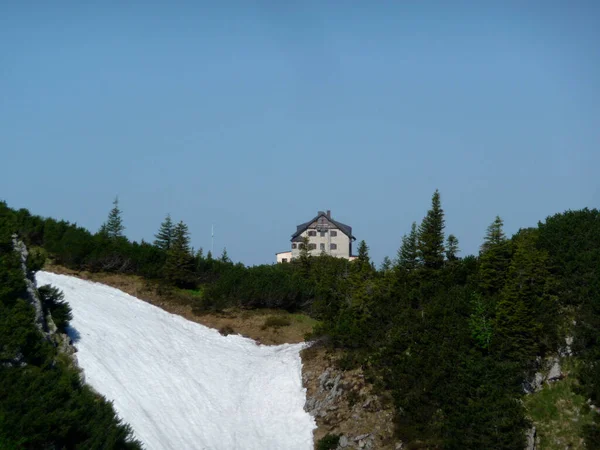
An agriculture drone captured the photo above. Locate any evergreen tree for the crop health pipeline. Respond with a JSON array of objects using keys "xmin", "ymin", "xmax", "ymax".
[
  {"xmin": 396, "ymin": 222, "xmax": 419, "ymax": 271},
  {"xmin": 380, "ymin": 256, "xmax": 392, "ymax": 273},
  {"xmin": 154, "ymin": 214, "xmax": 174, "ymax": 251},
  {"xmin": 220, "ymin": 248, "xmax": 230, "ymax": 263},
  {"xmin": 417, "ymin": 189, "xmax": 445, "ymax": 270},
  {"xmin": 164, "ymin": 221, "xmax": 195, "ymax": 287},
  {"xmin": 480, "ymin": 216, "xmax": 506, "ymax": 254},
  {"xmin": 357, "ymin": 240, "xmax": 370, "ymax": 265},
  {"xmin": 479, "ymin": 217, "xmax": 512, "ymax": 295},
  {"xmin": 445, "ymin": 234, "xmax": 459, "ymax": 261},
  {"xmin": 100, "ymin": 197, "xmax": 125, "ymax": 239},
  {"xmin": 493, "ymin": 230, "xmax": 557, "ymax": 363}
]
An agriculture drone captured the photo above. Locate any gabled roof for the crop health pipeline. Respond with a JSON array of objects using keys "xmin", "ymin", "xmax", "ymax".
[{"xmin": 291, "ymin": 212, "xmax": 355, "ymax": 241}]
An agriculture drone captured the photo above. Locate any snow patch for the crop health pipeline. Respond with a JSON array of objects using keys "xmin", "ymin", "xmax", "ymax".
[{"xmin": 36, "ymin": 271, "xmax": 316, "ymax": 450}]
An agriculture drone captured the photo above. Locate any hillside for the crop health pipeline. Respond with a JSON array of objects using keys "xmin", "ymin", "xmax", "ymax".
[{"xmin": 36, "ymin": 271, "xmax": 316, "ymax": 450}]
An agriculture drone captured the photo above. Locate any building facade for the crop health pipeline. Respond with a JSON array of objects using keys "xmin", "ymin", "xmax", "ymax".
[{"xmin": 276, "ymin": 210, "xmax": 356, "ymax": 262}]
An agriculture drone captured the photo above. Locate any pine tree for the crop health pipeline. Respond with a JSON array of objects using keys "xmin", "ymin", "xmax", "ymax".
[
  {"xmin": 357, "ymin": 240, "xmax": 370, "ymax": 264},
  {"xmin": 480, "ymin": 216, "xmax": 506, "ymax": 254},
  {"xmin": 100, "ymin": 197, "xmax": 125, "ymax": 239},
  {"xmin": 380, "ymin": 256, "xmax": 392, "ymax": 273},
  {"xmin": 396, "ymin": 222, "xmax": 419, "ymax": 271},
  {"xmin": 479, "ymin": 216, "xmax": 512, "ymax": 295},
  {"xmin": 446, "ymin": 234, "xmax": 459, "ymax": 261},
  {"xmin": 493, "ymin": 230, "xmax": 557, "ymax": 363},
  {"xmin": 154, "ymin": 214, "xmax": 174, "ymax": 251},
  {"xmin": 164, "ymin": 221, "xmax": 195, "ymax": 287},
  {"xmin": 417, "ymin": 189, "xmax": 445, "ymax": 270},
  {"xmin": 220, "ymin": 248, "xmax": 230, "ymax": 263}
]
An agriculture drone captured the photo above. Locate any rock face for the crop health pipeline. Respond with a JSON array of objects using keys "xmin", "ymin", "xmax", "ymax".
[
  {"xmin": 523, "ymin": 356, "xmax": 563, "ymax": 393},
  {"xmin": 11, "ymin": 236, "xmax": 78, "ymax": 365},
  {"xmin": 13, "ymin": 234, "xmax": 48, "ymax": 334},
  {"xmin": 302, "ymin": 346, "xmax": 398, "ymax": 449},
  {"xmin": 525, "ymin": 426, "xmax": 536, "ymax": 450}
]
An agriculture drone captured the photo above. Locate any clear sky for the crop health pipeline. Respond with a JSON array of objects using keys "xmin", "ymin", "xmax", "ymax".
[{"xmin": 1, "ymin": 1, "xmax": 599, "ymax": 266}]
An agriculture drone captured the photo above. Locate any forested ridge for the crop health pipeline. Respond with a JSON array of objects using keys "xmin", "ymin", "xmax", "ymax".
[{"xmin": 1, "ymin": 193, "xmax": 599, "ymax": 449}]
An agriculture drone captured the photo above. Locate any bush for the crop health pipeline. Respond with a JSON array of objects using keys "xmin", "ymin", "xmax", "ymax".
[
  {"xmin": 218, "ymin": 325, "xmax": 235, "ymax": 336},
  {"xmin": 316, "ymin": 434, "xmax": 340, "ymax": 450},
  {"xmin": 261, "ymin": 315, "xmax": 291, "ymax": 330}
]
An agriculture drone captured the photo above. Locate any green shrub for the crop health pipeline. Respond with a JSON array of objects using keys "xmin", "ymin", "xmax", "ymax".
[
  {"xmin": 261, "ymin": 315, "xmax": 291, "ymax": 330},
  {"xmin": 316, "ymin": 434, "xmax": 340, "ymax": 450}
]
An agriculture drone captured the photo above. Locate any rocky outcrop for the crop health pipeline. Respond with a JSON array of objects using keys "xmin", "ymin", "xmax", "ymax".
[
  {"xmin": 523, "ymin": 356, "xmax": 563, "ymax": 393},
  {"xmin": 525, "ymin": 426, "xmax": 536, "ymax": 450},
  {"xmin": 12, "ymin": 234, "xmax": 48, "ymax": 334},
  {"xmin": 11, "ymin": 236, "xmax": 78, "ymax": 365},
  {"xmin": 302, "ymin": 346, "xmax": 400, "ymax": 449}
]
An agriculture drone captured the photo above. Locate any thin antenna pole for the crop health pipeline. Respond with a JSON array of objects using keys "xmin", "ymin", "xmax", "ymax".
[{"xmin": 211, "ymin": 224, "xmax": 214, "ymax": 254}]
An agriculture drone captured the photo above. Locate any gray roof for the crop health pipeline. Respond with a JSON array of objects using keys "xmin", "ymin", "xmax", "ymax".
[{"xmin": 291, "ymin": 212, "xmax": 355, "ymax": 241}]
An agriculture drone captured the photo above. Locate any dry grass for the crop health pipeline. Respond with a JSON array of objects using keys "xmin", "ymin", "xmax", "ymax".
[{"xmin": 44, "ymin": 264, "xmax": 316, "ymax": 345}]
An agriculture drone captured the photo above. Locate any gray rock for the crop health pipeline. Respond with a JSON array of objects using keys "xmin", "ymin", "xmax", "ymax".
[
  {"xmin": 525, "ymin": 426, "xmax": 536, "ymax": 450},
  {"xmin": 547, "ymin": 358, "xmax": 562, "ymax": 382},
  {"xmin": 339, "ymin": 435, "xmax": 349, "ymax": 448}
]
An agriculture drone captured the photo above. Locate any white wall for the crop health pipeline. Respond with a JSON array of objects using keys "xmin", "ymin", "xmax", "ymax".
[{"xmin": 290, "ymin": 228, "xmax": 351, "ymax": 259}]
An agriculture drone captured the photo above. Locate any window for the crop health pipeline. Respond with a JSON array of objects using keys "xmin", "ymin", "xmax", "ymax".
[
  {"xmin": 330, "ymin": 230, "xmax": 337, "ymax": 237},
  {"xmin": 320, "ymin": 243, "xmax": 325, "ymax": 251},
  {"xmin": 291, "ymin": 243, "xmax": 297, "ymax": 249},
  {"xmin": 308, "ymin": 230, "xmax": 317, "ymax": 237},
  {"xmin": 299, "ymin": 243, "xmax": 305, "ymax": 249},
  {"xmin": 282, "ymin": 258, "xmax": 288, "ymax": 263},
  {"xmin": 320, "ymin": 231, "xmax": 326, "ymax": 237},
  {"xmin": 308, "ymin": 243, "xmax": 317, "ymax": 250},
  {"xmin": 330, "ymin": 243, "xmax": 337, "ymax": 250}
]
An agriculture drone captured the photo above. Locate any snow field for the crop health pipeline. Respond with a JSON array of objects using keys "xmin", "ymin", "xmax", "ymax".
[{"xmin": 36, "ymin": 272, "xmax": 316, "ymax": 450}]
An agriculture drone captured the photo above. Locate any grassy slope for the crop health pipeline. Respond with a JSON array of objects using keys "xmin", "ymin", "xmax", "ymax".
[{"xmin": 524, "ymin": 358, "xmax": 596, "ymax": 449}]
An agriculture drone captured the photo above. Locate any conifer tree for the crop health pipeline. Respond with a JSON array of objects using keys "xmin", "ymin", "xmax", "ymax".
[
  {"xmin": 220, "ymin": 248, "xmax": 230, "ymax": 263},
  {"xmin": 480, "ymin": 216, "xmax": 506, "ymax": 254},
  {"xmin": 357, "ymin": 240, "xmax": 370, "ymax": 265},
  {"xmin": 380, "ymin": 256, "xmax": 392, "ymax": 273},
  {"xmin": 396, "ymin": 222, "xmax": 419, "ymax": 271},
  {"xmin": 154, "ymin": 214, "xmax": 174, "ymax": 251},
  {"xmin": 100, "ymin": 197, "xmax": 125, "ymax": 239},
  {"xmin": 493, "ymin": 230, "xmax": 557, "ymax": 363},
  {"xmin": 445, "ymin": 234, "xmax": 459, "ymax": 261},
  {"xmin": 164, "ymin": 221, "xmax": 195, "ymax": 287},
  {"xmin": 479, "ymin": 216, "xmax": 512, "ymax": 295},
  {"xmin": 417, "ymin": 189, "xmax": 445, "ymax": 270}
]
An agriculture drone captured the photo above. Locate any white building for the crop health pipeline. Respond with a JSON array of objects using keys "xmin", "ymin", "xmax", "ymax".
[{"xmin": 276, "ymin": 210, "xmax": 356, "ymax": 263}]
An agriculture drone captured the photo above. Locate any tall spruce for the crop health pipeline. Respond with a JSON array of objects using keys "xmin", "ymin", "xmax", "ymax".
[
  {"xmin": 417, "ymin": 189, "xmax": 445, "ymax": 270},
  {"xmin": 445, "ymin": 234, "xmax": 459, "ymax": 261},
  {"xmin": 396, "ymin": 222, "xmax": 419, "ymax": 271},
  {"xmin": 357, "ymin": 240, "xmax": 370, "ymax": 264},
  {"xmin": 220, "ymin": 247, "xmax": 230, "ymax": 263},
  {"xmin": 100, "ymin": 197, "xmax": 125, "ymax": 239},
  {"xmin": 164, "ymin": 221, "xmax": 195, "ymax": 287},
  {"xmin": 479, "ymin": 216, "xmax": 512, "ymax": 295},
  {"xmin": 154, "ymin": 214, "xmax": 174, "ymax": 251},
  {"xmin": 493, "ymin": 230, "xmax": 557, "ymax": 363},
  {"xmin": 480, "ymin": 216, "xmax": 506, "ymax": 254}
]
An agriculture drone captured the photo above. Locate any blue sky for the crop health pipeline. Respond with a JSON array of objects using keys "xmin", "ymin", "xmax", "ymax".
[{"xmin": 1, "ymin": 1, "xmax": 599, "ymax": 266}]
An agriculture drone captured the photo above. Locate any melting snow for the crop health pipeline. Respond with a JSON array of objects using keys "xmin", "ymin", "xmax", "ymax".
[{"xmin": 36, "ymin": 271, "xmax": 316, "ymax": 450}]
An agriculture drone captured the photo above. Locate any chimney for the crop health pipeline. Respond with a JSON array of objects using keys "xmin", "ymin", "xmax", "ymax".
[
  {"xmin": 326, "ymin": 210, "xmax": 331, "ymax": 219},
  {"xmin": 318, "ymin": 210, "xmax": 325, "ymax": 216}
]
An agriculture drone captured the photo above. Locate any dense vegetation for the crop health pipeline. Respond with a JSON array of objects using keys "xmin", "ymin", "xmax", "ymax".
[
  {"xmin": 1, "ymin": 193, "xmax": 599, "ymax": 448},
  {"xmin": 0, "ymin": 207, "xmax": 142, "ymax": 448}
]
